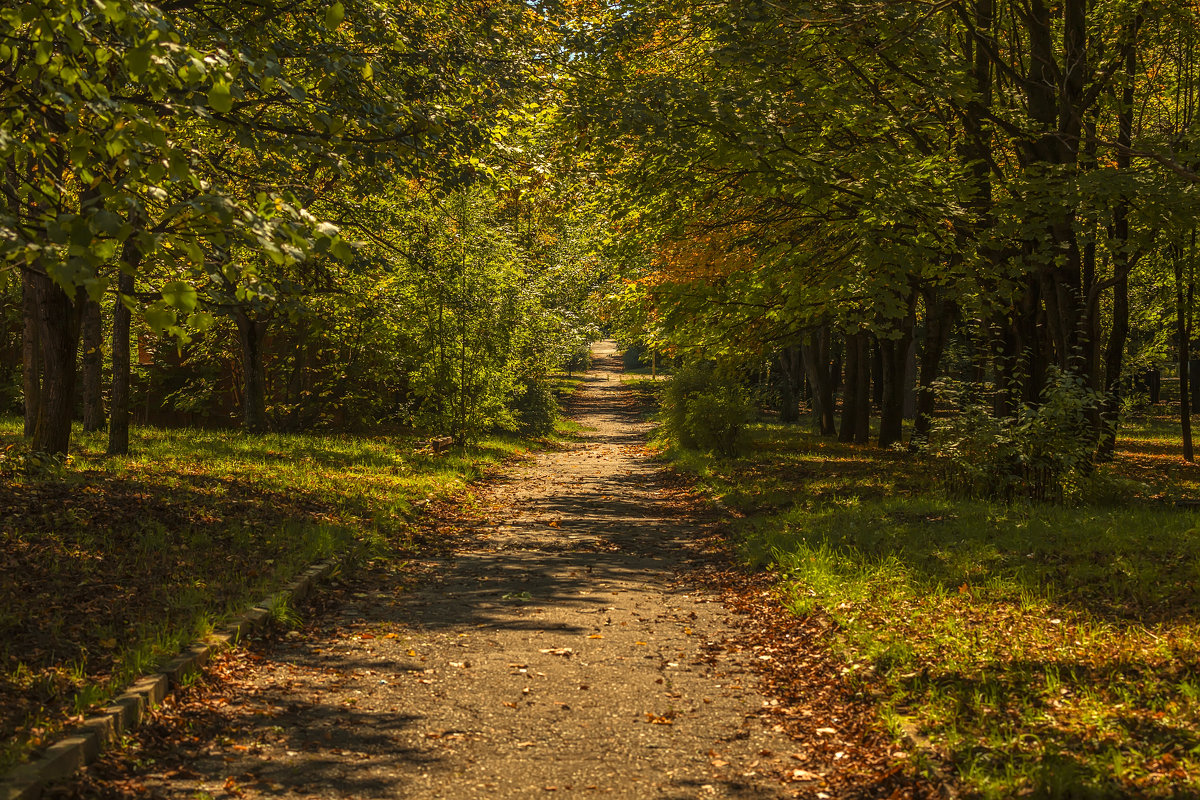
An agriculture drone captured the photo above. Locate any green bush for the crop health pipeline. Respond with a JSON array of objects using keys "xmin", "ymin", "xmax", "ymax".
[
  {"xmin": 928, "ymin": 368, "xmax": 1102, "ymax": 503},
  {"xmin": 566, "ymin": 343, "xmax": 592, "ymax": 374},
  {"xmin": 661, "ymin": 363, "xmax": 754, "ymax": 456},
  {"xmin": 511, "ymin": 377, "xmax": 559, "ymax": 436}
]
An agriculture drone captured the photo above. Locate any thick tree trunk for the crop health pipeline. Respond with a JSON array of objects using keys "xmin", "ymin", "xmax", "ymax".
[
  {"xmin": 235, "ymin": 308, "xmax": 269, "ymax": 434},
  {"xmin": 801, "ymin": 329, "xmax": 836, "ymax": 435},
  {"xmin": 21, "ymin": 270, "xmax": 41, "ymax": 438},
  {"xmin": 30, "ymin": 271, "xmax": 85, "ymax": 455},
  {"xmin": 80, "ymin": 296, "xmax": 104, "ymax": 432}
]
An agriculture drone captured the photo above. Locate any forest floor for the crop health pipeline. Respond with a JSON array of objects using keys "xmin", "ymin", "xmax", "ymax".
[{"xmin": 44, "ymin": 343, "xmax": 930, "ymax": 799}]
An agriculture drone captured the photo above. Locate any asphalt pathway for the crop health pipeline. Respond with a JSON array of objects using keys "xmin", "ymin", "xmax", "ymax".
[{"xmin": 60, "ymin": 342, "xmax": 810, "ymax": 799}]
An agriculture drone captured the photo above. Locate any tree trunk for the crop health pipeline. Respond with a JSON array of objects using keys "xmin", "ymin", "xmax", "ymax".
[
  {"xmin": 30, "ymin": 271, "xmax": 85, "ymax": 455},
  {"xmin": 870, "ymin": 339, "xmax": 884, "ymax": 408},
  {"xmin": 801, "ymin": 329, "xmax": 836, "ymax": 435},
  {"xmin": 913, "ymin": 291, "xmax": 956, "ymax": 443},
  {"xmin": 853, "ymin": 334, "xmax": 871, "ymax": 444},
  {"xmin": 80, "ymin": 296, "xmax": 104, "ymax": 432},
  {"xmin": 108, "ymin": 242, "xmax": 141, "ymax": 455},
  {"xmin": 21, "ymin": 270, "xmax": 41, "ymax": 438},
  {"xmin": 1177, "ymin": 242, "xmax": 1195, "ymax": 462},
  {"xmin": 879, "ymin": 300, "xmax": 917, "ymax": 449},
  {"xmin": 778, "ymin": 346, "xmax": 802, "ymax": 423},
  {"xmin": 839, "ymin": 331, "xmax": 862, "ymax": 443},
  {"xmin": 1096, "ymin": 30, "xmax": 1140, "ymax": 462},
  {"xmin": 235, "ymin": 308, "xmax": 269, "ymax": 434}
]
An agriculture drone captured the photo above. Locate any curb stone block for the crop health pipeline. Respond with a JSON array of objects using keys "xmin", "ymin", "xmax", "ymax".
[
  {"xmin": 109, "ymin": 694, "xmax": 144, "ymax": 730},
  {"xmin": 129, "ymin": 674, "xmax": 168, "ymax": 707},
  {"xmin": 79, "ymin": 716, "xmax": 116, "ymax": 755},
  {"xmin": 245, "ymin": 606, "xmax": 270, "ymax": 629},
  {"xmin": 1, "ymin": 763, "xmax": 42, "ymax": 800},
  {"xmin": 162, "ymin": 643, "xmax": 210, "ymax": 685},
  {"xmin": 35, "ymin": 737, "xmax": 89, "ymax": 783}
]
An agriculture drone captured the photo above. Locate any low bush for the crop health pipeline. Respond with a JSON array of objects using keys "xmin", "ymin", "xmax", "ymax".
[
  {"xmin": 661, "ymin": 363, "xmax": 754, "ymax": 456},
  {"xmin": 511, "ymin": 377, "xmax": 559, "ymax": 436},
  {"xmin": 928, "ymin": 368, "xmax": 1102, "ymax": 503}
]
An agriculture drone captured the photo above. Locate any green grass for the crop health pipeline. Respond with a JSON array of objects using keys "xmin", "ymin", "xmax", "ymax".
[
  {"xmin": 0, "ymin": 415, "xmax": 576, "ymax": 773},
  {"xmin": 663, "ymin": 419, "xmax": 1200, "ymax": 799}
]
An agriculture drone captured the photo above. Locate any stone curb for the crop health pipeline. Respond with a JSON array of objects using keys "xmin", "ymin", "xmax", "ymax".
[{"xmin": 0, "ymin": 559, "xmax": 338, "ymax": 800}]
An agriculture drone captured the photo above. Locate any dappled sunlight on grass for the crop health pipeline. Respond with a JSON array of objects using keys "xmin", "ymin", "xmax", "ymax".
[
  {"xmin": 666, "ymin": 419, "xmax": 1200, "ymax": 798},
  {"xmin": 0, "ymin": 414, "xmax": 566, "ymax": 773}
]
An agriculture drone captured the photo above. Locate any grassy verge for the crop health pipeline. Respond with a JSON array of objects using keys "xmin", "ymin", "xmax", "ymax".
[
  {"xmin": 0, "ymin": 417, "xmax": 575, "ymax": 773},
  {"xmin": 662, "ymin": 418, "xmax": 1200, "ymax": 798}
]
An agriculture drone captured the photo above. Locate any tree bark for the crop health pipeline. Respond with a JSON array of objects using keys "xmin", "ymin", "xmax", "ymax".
[
  {"xmin": 21, "ymin": 270, "xmax": 41, "ymax": 438},
  {"xmin": 1178, "ymin": 241, "xmax": 1196, "ymax": 463},
  {"xmin": 913, "ymin": 291, "xmax": 956, "ymax": 443},
  {"xmin": 839, "ymin": 331, "xmax": 863, "ymax": 443},
  {"xmin": 777, "ymin": 346, "xmax": 802, "ymax": 423},
  {"xmin": 801, "ymin": 328, "xmax": 836, "ymax": 435},
  {"xmin": 235, "ymin": 308, "xmax": 269, "ymax": 434},
  {"xmin": 80, "ymin": 296, "xmax": 104, "ymax": 432},
  {"xmin": 1097, "ymin": 29, "xmax": 1140, "ymax": 462},
  {"xmin": 30, "ymin": 271, "xmax": 85, "ymax": 455},
  {"xmin": 879, "ymin": 299, "xmax": 917, "ymax": 449},
  {"xmin": 108, "ymin": 251, "xmax": 138, "ymax": 455},
  {"xmin": 853, "ymin": 334, "xmax": 871, "ymax": 444}
]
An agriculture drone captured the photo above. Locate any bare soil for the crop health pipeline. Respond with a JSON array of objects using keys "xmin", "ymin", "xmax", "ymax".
[{"xmin": 47, "ymin": 343, "xmax": 930, "ymax": 799}]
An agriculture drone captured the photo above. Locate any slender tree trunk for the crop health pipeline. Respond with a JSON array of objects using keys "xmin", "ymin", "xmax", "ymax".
[
  {"xmin": 853, "ymin": 334, "xmax": 871, "ymax": 444},
  {"xmin": 870, "ymin": 338, "xmax": 884, "ymax": 408},
  {"xmin": 839, "ymin": 331, "xmax": 862, "ymax": 443},
  {"xmin": 801, "ymin": 329, "xmax": 836, "ymax": 435},
  {"xmin": 80, "ymin": 296, "xmax": 104, "ymax": 432},
  {"xmin": 21, "ymin": 270, "xmax": 41, "ymax": 438},
  {"xmin": 1177, "ymin": 242, "xmax": 1194, "ymax": 462},
  {"xmin": 1097, "ymin": 29, "xmax": 1140, "ymax": 462},
  {"xmin": 108, "ymin": 242, "xmax": 141, "ymax": 455},
  {"xmin": 778, "ymin": 346, "xmax": 802, "ymax": 423},
  {"xmin": 235, "ymin": 308, "xmax": 269, "ymax": 434},
  {"xmin": 30, "ymin": 271, "xmax": 85, "ymax": 455}
]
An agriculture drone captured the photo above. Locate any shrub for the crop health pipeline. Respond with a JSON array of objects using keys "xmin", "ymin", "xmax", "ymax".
[
  {"xmin": 566, "ymin": 343, "xmax": 592, "ymax": 374},
  {"xmin": 661, "ymin": 363, "xmax": 754, "ymax": 456},
  {"xmin": 928, "ymin": 368, "xmax": 1102, "ymax": 503},
  {"xmin": 510, "ymin": 377, "xmax": 559, "ymax": 436}
]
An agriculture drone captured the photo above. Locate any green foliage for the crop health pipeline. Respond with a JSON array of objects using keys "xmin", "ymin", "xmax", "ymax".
[
  {"xmin": 661, "ymin": 362, "xmax": 754, "ymax": 456},
  {"xmin": 0, "ymin": 444, "xmax": 67, "ymax": 481},
  {"xmin": 928, "ymin": 369, "xmax": 1103, "ymax": 503},
  {"xmin": 510, "ymin": 378, "xmax": 559, "ymax": 437}
]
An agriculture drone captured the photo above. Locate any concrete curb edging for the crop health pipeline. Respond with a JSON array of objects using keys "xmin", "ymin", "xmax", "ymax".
[{"xmin": 0, "ymin": 559, "xmax": 338, "ymax": 800}]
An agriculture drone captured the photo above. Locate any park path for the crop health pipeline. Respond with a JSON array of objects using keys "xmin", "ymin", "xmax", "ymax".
[{"xmin": 59, "ymin": 343, "xmax": 814, "ymax": 799}]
